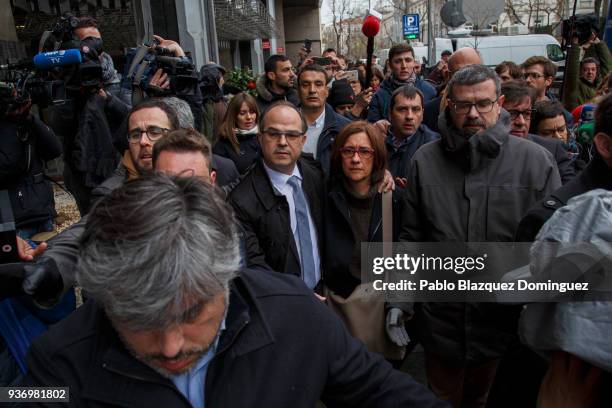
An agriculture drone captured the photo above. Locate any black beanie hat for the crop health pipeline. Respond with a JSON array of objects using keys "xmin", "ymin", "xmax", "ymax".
[{"xmin": 329, "ymin": 80, "xmax": 356, "ymax": 108}]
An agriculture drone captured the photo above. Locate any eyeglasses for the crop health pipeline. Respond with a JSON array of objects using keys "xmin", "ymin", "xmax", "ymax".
[
  {"xmin": 507, "ymin": 109, "xmax": 535, "ymax": 120},
  {"xmin": 127, "ymin": 126, "xmax": 170, "ymax": 144},
  {"xmin": 524, "ymin": 72, "xmax": 546, "ymax": 79},
  {"xmin": 450, "ymin": 99, "xmax": 498, "ymax": 115},
  {"xmin": 262, "ymin": 129, "xmax": 304, "ymax": 142},
  {"xmin": 340, "ymin": 146, "xmax": 375, "ymax": 159}
]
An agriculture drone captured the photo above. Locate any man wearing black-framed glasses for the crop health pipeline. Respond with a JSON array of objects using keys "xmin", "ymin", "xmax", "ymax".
[
  {"xmin": 399, "ymin": 64, "xmax": 561, "ymax": 407},
  {"xmin": 501, "ymin": 80, "xmax": 576, "ymax": 184}
]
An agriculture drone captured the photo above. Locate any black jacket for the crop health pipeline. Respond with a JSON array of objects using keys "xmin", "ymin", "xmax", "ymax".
[
  {"xmin": 515, "ymin": 153, "xmax": 612, "ymax": 242},
  {"xmin": 386, "ymin": 125, "xmax": 440, "ymax": 180},
  {"xmin": 230, "ymin": 158, "xmax": 325, "ymax": 278},
  {"xmin": 423, "ymin": 96, "xmax": 442, "ymax": 133},
  {"xmin": 47, "ymin": 90, "xmax": 129, "ymax": 184},
  {"xmin": 324, "ymin": 181, "xmax": 404, "ymax": 298},
  {"xmin": 213, "ymin": 133, "xmax": 260, "ymax": 175},
  {"xmin": 315, "ymin": 104, "xmax": 352, "ymax": 174},
  {"xmin": 1, "ymin": 116, "xmax": 62, "ymax": 228},
  {"xmin": 526, "ymin": 133, "xmax": 576, "ymax": 185},
  {"xmin": 211, "ymin": 154, "xmax": 240, "ymax": 188},
  {"xmin": 255, "ymin": 75, "xmax": 300, "ymax": 112},
  {"xmin": 21, "ymin": 269, "xmax": 447, "ymax": 408}
]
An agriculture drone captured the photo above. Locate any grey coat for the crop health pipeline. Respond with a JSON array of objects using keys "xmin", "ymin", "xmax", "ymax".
[
  {"xmin": 399, "ymin": 108, "xmax": 562, "ymax": 364},
  {"xmin": 519, "ymin": 190, "xmax": 612, "ymax": 372}
]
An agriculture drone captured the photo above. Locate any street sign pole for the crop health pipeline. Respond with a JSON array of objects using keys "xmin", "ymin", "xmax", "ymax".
[{"xmin": 427, "ymin": 0, "xmax": 433, "ymax": 65}]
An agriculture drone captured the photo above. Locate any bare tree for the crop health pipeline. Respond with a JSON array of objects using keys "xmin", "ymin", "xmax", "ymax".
[
  {"xmin": 331, "ymin": 0, "xmax": 352, "ymax": 53},
  {"xmin": 504, "ymin": 0, "xmax": 527, "ymax": 25},
  {"xmin": 462, "ymin": 0, "xmax": 500, "ymax": 48}
]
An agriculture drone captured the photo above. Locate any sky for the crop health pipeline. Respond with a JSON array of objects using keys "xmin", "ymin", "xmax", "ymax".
[{"xmin": 321, "ymin": 0, "xmax": 372, "ymax": 25}]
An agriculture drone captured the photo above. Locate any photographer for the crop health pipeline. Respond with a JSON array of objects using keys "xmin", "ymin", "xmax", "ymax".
[
  {"xmin": 46, "ymin": 15, "xmax": 130, "ymax": 216},
  {"xmin": 563, "ymin": 27, "xmax": 612, "ymax": 111},
  {"xmin": 0, "ymin": 87, "xmax": 70, "ymax": 387},
  {"xmin": 0, "ymin": 88, "xmax": 61, "ymax": 240}
]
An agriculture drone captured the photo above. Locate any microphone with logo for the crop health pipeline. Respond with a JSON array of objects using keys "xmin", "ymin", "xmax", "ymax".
[
  {"xmin": 0, "ymin": 49, "xmax": 82, "ymax": 71},
  {"xmin": 32, "ymin": 49, "xmax": 82, "ymax": 70}
]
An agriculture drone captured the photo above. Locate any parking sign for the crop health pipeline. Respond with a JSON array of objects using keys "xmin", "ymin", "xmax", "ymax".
[{"xmin": 403, "ymin": 14, "xmax": 420, "ymax": 40}]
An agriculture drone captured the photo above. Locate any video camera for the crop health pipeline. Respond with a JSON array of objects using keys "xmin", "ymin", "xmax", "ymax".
[
  {"xmin": 128, "ymin": 38, "xmax": 199, "ymax": 102},
  {"xmin": 36, "ymin": 13, "xmax": 104, "ymax": 93},
  {"xmin": 561, "ymin": 13, "xmax": 600, "ymax": 48},
  {"xmin": 0, "ymin": 52, "xmax": 75, "ymax": 110}
]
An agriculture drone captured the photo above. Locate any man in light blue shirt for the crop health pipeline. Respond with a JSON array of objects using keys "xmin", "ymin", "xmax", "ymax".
[
  {"xmin": 262, "ymin": 161, "xmax": 321, "ymax": 288},
  {"xmin": 170, "ymin": 320, "xmax": 225, "ymax": 408}
]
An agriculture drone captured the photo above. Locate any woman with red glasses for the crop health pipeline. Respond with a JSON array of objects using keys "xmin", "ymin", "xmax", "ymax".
[{"xmin": 323, "ymin": 120, "xmax": 409, "ymax": 364}]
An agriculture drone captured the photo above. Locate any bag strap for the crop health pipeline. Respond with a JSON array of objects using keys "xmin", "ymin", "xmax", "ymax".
[
  {"xmin": 382, "ymin": 191, "xmax": 393, "ymax": 242},
  {"xmin": 382, "ymin": 191, "xmax": 393, "ymax": 258}
]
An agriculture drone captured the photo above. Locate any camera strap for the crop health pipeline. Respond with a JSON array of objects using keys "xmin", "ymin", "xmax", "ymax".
[{"xmin": 0, "ymin": 189, "xmax": 18, "ymax": 263}]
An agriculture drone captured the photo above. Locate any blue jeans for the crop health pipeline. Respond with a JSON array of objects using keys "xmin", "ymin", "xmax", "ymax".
[{"xmin": 16, "ymin": 218, "xmax": 54, "ymax": 240}]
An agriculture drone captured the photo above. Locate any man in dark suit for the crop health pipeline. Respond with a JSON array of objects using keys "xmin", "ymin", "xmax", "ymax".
[
  {"xmin": 501, "ymin": 80, "xmax": 576, "ymax": 184},
  {"xmin": 230, "ymin": 102, "xmax": 325, "ymax": 290}
]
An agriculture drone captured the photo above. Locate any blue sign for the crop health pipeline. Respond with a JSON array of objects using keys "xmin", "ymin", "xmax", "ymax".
[{"xmin": 403, "ymin": 14, "xmax": 420, "ymax": 39}]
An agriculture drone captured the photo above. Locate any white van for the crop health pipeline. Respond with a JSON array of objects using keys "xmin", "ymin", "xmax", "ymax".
[
  {"xmin": 378, "ymin": 35, "xmax": 564, "ymax": 74},
  {"xmin": 437, "ymin": 35, "xmax": 564, "ymax": 68}
]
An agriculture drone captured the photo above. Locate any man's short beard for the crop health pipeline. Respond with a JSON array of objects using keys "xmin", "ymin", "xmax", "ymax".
[
  {"xmin": 116, "ymin": 329, "xmax": 212, "ymax": 378},
  {"xmin": 461, "ymin": 118, "xmax": 486, "ymax": 136},
  {"xmin": 277, "ymin": 81, "xmax": 291, "ymax": 91}
]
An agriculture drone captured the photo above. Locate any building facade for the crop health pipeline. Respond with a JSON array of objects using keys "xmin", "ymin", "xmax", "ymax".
[{"xmin": 1, "ymin": 0, "xmax": 322, "ymax": 74}]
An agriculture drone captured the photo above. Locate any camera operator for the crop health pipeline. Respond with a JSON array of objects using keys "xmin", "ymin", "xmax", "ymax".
[
  {"xmin": 131, "ymin": 34, "xmax": 204, "ymax": 134},
  {"xmin": 563, "ymin": 28, "xmax": 612, "ymax": 111},
  {"xmin": 46, "ymin": 15, "xmax": 130, "ymax": 216},
  {"xmin": 0, "ymin": 87, "xmax": 61, "ymax": 240}
]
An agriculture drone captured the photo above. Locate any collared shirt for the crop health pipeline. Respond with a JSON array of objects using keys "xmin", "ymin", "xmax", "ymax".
[
  {"xmin": 303, "ymin": 109, "xmax": 326, "ymax": 159},
  {"xmin": 391, "ymin": 134, "xmax": 411, "ymax": 150},
  {"xmin": 263, "ymin": 162, "xmax": 321, "ymax": 286},
  {"xmin": 170, "ymin": 319, "xmax": 226, "ymax": 408}
]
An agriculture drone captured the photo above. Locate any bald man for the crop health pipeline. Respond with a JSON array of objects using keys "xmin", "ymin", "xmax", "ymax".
[{"xmin": 423, "ymin": 48, "xmax": 482, "ymax": 132}]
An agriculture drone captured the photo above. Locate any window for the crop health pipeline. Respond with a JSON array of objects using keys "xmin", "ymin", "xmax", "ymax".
[{"xmin": 547, "ymin": 44, "xmax": 564, "ymax": 62}]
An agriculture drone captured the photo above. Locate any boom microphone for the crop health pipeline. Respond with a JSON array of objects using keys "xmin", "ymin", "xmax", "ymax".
[
  {"xmin": 33, "ymin": 49, "xmax": 82, "ymax": 70},
  {"xmin": 362, "ymin": 15, "xmax": 381, "ymax": 37},
  {"xmin": 362, "ymin": 10, "xmax": 382, "ymax": 88}
]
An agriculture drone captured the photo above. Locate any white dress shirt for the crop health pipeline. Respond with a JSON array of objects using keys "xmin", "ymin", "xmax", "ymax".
[
  {"xmin": 303, "ymin": 109, "xmax": 326, "ymax": 159},
  {"xmin": 263, "ymin": 162, "xmax": 321, "ymax": 286}
]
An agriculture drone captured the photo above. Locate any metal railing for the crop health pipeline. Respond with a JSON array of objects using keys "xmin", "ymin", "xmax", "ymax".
[{"xmin": 214, "ymin": 0, "xmax": 279, "ymax": 40}]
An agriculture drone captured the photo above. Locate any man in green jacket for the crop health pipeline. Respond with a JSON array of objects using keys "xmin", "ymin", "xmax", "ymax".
[{"xmin": 563, "ymin": 33, "xmax": 612, "ymax": 110}]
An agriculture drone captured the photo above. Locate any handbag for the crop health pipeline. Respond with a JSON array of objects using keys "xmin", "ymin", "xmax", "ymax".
[{"xmin": 325, "ymin": 191, "xmax": 406, "ymax": 360}]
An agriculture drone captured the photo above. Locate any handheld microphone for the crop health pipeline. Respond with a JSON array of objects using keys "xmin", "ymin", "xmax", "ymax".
[{"xmin": 33, "ymin": 49, "xmax": 82, "ymax": 70}]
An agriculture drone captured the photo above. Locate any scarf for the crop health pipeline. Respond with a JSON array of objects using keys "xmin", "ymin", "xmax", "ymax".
[
  {"xmin": 387, "ymin": 72, "xmax": 417, "ymax": 91},
  {"xmin": 100, "ymin": 52, "xmax": 120, "ymax": 85},
  {"xmin": 121, "ymin": 151, "xmax": 140, "ymax": 181},
  {"xmin": 564, "ymin": 128, "xmax": 580, "ymax": 162},
  {"xmin": 438, "ymin": 108, "xmax": 512, "ymax": 170},
  {"xmin": 235, "ymin": 125, "xmax": 259, "ymax": 136}
]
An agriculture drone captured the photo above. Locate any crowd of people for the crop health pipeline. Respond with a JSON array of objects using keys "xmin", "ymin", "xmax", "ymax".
[{"xmin": 1, "ymin": 13, "xmax": 612, "ymax": 408}]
